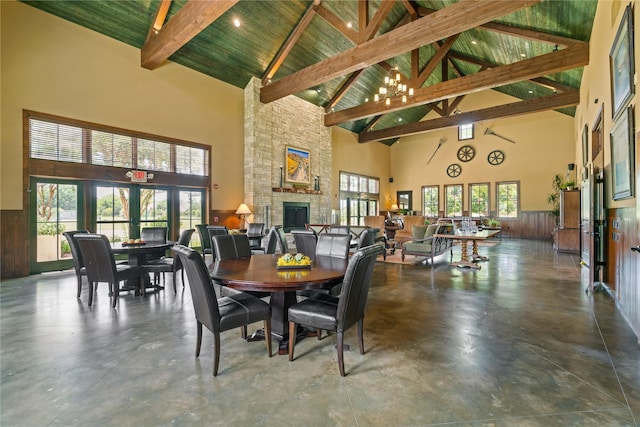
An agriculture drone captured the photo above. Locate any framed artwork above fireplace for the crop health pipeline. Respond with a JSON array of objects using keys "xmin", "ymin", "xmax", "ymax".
[{"xmin": 285, "ymin": 146, "xmax": 311, "ymax": 185}]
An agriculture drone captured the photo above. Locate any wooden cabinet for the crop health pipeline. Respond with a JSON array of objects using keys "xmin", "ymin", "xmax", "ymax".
[{"xmin": 554, "ymin": 190, "xmax": 580, "ymax": 253}]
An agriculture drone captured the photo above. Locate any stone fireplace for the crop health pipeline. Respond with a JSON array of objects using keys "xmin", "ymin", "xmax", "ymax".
[
  {"xmin": 243, "ymin": 77, "xmax": 332, "ymax": 229},
  {"xmin": 282, "ymin": 202, "xmax": 309, "ymax": 232}
]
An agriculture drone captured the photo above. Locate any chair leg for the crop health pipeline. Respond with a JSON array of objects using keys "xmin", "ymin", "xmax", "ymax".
[
  {"xmin": 317, "ymin": 329, "xmax": 322, "ymax": 340},
  {"xmin": 337, "ymin": 331, "xmax": 345, "ymax": 377},
  {"xmin": 288, "ymin": 321, "xmax": 297, "ymax": 361},
  {"xmin": 240, "ymin": 326, "xmax": 247, "ymax": 339},
  {"xmin": 88, "ymin": 281, "xmax": 94, "ymax": 306},
  {"xmin": 172, "ymin": 270, "xmax": 178, "ymax": 293},
  {"xmin": 264, "ymin": 320, "xmax": 272, "ymax": 357},
  {"xmin": 357, "ymin": 319, "xmax": 365, "ymax": 355},
  {"xmin": 77, "ymin": 276, "xmax": 83, "ymax": 298},
  {"xmin": 213, "ymin": 332, "xmax": 220, "ymax": 377},
  {"xmin": 195, "ymin": 322, "xmax": 202, "ymax": 357},
  {"xmin": 111, "ymin": 282, "xmax": 118, "ymax": 308}
]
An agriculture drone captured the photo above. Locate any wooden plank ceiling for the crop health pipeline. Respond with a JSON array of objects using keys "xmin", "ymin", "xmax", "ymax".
[{"xmin": 22, "ymin": 0, "xmax": 598, "ymax": 145}]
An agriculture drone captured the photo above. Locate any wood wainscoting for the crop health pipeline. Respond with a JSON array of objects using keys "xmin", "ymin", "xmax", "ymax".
[
  {"xmin": 502, "ymin": 210, "xmax": 556, "ymax": 240},
  {"xmin": 1, "ymin": 210, "xmax": 29, "ymax": 279}
]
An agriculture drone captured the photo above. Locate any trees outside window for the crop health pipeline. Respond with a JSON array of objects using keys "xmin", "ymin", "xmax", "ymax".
[
  {"xmin": 497, "ymin": 181, "xmax": 519, "ymax": 218},
  {"xmin": 469, "ymin": 183, "xmax": 490, "ymax": 218},
  {"xmin": 422, "ymin": 185, "xmax": 439, "ymax": 217},
  {"xmin": 445, "ymin": 184, "xmax": 463, "ymax": 217}
]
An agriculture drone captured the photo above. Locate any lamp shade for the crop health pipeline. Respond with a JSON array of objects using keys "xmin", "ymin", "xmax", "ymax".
[
  {"xmin": 235, "ymin": 203, "xmax": 251, "ymax": 215},
  {"xmin": 390, "ymin": 204, "xmax": 399, "ymax": 212}
]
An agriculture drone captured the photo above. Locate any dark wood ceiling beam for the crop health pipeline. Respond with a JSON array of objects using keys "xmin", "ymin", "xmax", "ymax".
[
  {"xmin": 145, "ymin": 0, "xmax": 172, "ymax": 43},
  {"xmin": 314, "ymin": 3, "xmax": 358, "ymax": 44},
  {"xmin": 325, "ymin": 42, "xmax": 588, "ymax": 126},
  {"xmin": 325, "ymin": 69, "xmax": 365, "ymax": 113},
  {"xmin": 260, "ymin": 0, "xmax": 542, "ymax": 103},
  {"xmin": 416, "ymin": 6, "xmax": 584, "ymax": 47},
  {"xmin": 358, "ymin": 0, "xmax": 368, "ymax": 44},
  {"xmin": 358, "ymin": 90, "xmax": 580, "ymax": 142},
  {"xmin": 262, "ymin": 2, "xmax": 321, "ymax": 84},
  {"xmin": 364, "ymin": 1, "xmax": 396, "ymax": 41},
  {"xmin": 141, "ymin": 0, "xmax": 238, "ymax": 70},
  {"xmin": 530, "ymin": 77, "xmax": 575, "ymax": 93},
  {"xmin": 362, "ymin": 115, "xmax": 383, "ymax": 133},
  {"xmin": 418, "ymin": 35, "xmax": 458, "ymax": 86}
]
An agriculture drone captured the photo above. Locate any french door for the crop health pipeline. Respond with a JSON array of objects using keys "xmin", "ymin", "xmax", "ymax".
[{"xmin": 29, "ymin": 178, "xmax": 83, "ymax": 274}]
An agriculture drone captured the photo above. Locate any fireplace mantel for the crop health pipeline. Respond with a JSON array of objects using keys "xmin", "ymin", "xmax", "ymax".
[{"xmin": 272, "ymin": 187, "xmax": 322, "ymax": 195}]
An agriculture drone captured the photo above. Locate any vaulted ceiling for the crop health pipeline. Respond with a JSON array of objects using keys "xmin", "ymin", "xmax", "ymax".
[{"xmin": 22, "ymin": 0, "xmax": 598, "ymax": 145}]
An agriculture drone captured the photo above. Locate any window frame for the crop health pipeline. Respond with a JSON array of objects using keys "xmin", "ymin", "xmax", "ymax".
[
  {"xmin": 444, "ymin": 184, "xmax": 464, "ymax": 217},
  {"xmin": 469, "ymin": 182, "xmax": 490, "ymax": 218},
  {"xmin": 339, "ymin": 171, "xmax": 380, "ymax": 226},
  {"xmin": 458, "ymin": 123, "xmax": 474, "ymax": 140},
  {"xmin": 496, "ymin": 181, "xmax": 520, "ymax": 219},
  {"xmin": 421, "ymin": 185, "xmax": 440, "ymax": 218}
]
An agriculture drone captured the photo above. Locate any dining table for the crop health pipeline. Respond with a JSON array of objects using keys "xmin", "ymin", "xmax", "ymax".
[
  {"xmin": 209, "ymin": 254, "xmax": 348, "ymax": 354},
  {"xmin": 111, "ymin": 240, "xmax": 176, "ymax": 290},
  {"xmin": 434, "ymin": 229, "xmax": 500, "ymax": 269}
]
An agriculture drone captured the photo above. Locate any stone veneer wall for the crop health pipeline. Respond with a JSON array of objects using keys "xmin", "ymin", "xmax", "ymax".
[{"xmin": 244, "ymin": 77, "xmax": 332, "ymax": 228}]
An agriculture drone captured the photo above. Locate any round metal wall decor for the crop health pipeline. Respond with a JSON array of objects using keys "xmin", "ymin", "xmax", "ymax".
[
  {"xmin": 487, "ymin": 150, "xmax": 505, "ymax": 165},
  {"xmin": 447, "ymin": 163, "xmax": 462, "ymax": 177},
  {"xmin": 457, "ymin": 145, "xmax": 475, "ymax": 162}
]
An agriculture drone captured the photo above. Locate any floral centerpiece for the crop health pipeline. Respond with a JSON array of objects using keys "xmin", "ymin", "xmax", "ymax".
[{"xmin": 277, "ymin": 253, "xmax": 312, "ymax": 269}]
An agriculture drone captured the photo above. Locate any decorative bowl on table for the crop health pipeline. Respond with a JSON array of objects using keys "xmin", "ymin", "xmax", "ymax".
[
  {"xmin": 122, "ymin": 239, "xmax": 146, "ymax": 246},
  {"xmin": 276, "ymin": 253, "xmax": 312, "ymax": 269}
]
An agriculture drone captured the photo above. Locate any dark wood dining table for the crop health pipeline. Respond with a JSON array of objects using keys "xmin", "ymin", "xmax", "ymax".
[
  {"xmin": 209, "ymin": 254, "xmax": 348, "ymax": 354},
  {"xmin": 111, "ymin": 240, "xmax": 176, "ymax": 290}
]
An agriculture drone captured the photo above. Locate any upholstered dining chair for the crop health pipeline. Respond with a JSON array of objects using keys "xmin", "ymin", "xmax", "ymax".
[
  {"xmin": 328, "ymin": 225, "xmax": 351, "ymax": 235},
  {"xmin": 291, "ymin": 229, "xmax": 318, "ymax": 261},
  {"xmin": 144, "ymin": 228, "xmax": 195, "ymax": 292},
  {"xmin": 207, "ymin": 225, "xmax": 229, "ymax": 261},
  {"xmin": 63, "ymin": 230, "xmax": 90, "ymax": 299},
  {"xmin": 315, "ymin": 233, "xmax": 351, "ymax": 260},
  {"xmin": 75, "ymin": 234, "xmax": 147, "ymax": 307},
  {"xmin": 356, "ymin": 228, "xmax": 377, "ymax": 250},
  {"xmin": 140, "ymin": 226, "xmax": 168, "ymax": 261},
  {"xmin": 288, "ymin": 243, "xmax": 384, "ymax": 376},
  {"xmin": 274, "ymin": 225, "xmax": 289, "ymax": 254},
  {"xmin": 246, "ymin": 222, "xmax": 265, "ymax": 250},
  {"xmin": 195, "ymin": 224, "xmax": 212, "ymax": 256},
  {"xmin": 173, "ymin": 245, "xmax": 272, "ymax": 376}
]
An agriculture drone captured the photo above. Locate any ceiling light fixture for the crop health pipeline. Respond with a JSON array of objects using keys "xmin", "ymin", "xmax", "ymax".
[
  {"xmin": 373, "ymin": 66, "xmax": 414, "ymax": 107},
  {"xmin": 233, "ymin": 18, "xmax": 241, "ymax": 27}
]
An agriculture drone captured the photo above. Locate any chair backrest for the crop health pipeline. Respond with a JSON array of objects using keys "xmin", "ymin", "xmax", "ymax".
[
  {"xmin": 337, "ymin": 243, "xmax": 384, "ymax": 333},
  {"xmin": 211, "ymin": 234, "xmax": 252, "ymax": 260},
  {"xmin": 356, "ymin": 228, "xmax": 377, "ymax": 250},
  {"xmin": 75, "ymin": 234, "xmax": 118, "ymax": 283},
  {"xmin": 316, "ymin": 233, "xmax": 351, "ymax": 259},
  {"xmin": 176, "ymin": 228, "xmax": 195, "ymax": 246},
  {"xmin": 63, "ymin": 230, "xmax": 89, "ymax": 273},
  {"xmin": 173, "ymin": 245, "xmax": 221, "ymax": 333},
  {"xmin": 291, "ymin": 229, "xmax": 318, "ymax": 260},
  {"xmin": 246, "ymin": 223, "xmax": 264, "ymax": 236},
  {"xmin": 141, "ymin": 227, "xmax": 168, "ymax": 242},
  {"xmin": 195, "ymin": 224, "xmax": 212, "ymax": 252},
  {"xmin": 328, "ymin": 225, "xmax": 350, "ymax": 235},
  {"xmin": 207, "ymin": 226, "xmax": 229, "ymax": 259},
  {"xmin": 274, "ymin": 225, "xmax": 289, "ymax": 254},
  {"xmin": 264, "ymin": 227, "xmax": 279, "ymax": 254}
]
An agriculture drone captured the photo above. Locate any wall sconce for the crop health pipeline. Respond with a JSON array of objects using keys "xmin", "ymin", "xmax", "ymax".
[{"xmin": 235, "ymin": 203, "xmax": 251, "ymax": 231}]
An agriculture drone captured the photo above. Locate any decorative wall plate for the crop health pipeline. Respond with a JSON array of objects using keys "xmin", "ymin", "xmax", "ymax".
[
  {"xmin": 488, "ymin": 150, "xmax": 505, "ymax": 165},
  {"xmin": 457, "ymin": 145, "xmax": 475, "ymax": 162},
  {"xmin": 447, "ymin": 163, "xmax": 462, "ymax": 177}
]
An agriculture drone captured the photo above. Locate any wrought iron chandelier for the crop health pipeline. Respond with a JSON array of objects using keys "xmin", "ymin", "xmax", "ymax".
[{"xmin": 373, "ymin": 67, "xmax": 414, "ymax": 106}]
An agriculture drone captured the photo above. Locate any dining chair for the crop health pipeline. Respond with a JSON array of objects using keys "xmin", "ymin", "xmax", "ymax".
[
  {"xmin": 287, "ymin": 243, "xmax": 384, "ymax": 376},
  {"xmin": 75, "ymin": 234, "xmax": 147, "ymax": 307},
  {"xmin": 328, "ymin": 225, "xmax": 350, "ymax": 235},
  {"xmin": 195, "ymin": 224, "xmax": 212, "ymax": 256},
  {"xmin": 212, "ymin": 233, "xmax": 270, "ymax": 338},
  {"xmin": 315, "ymin": 233, "xmax": 351, "ymax": 259},
  {"xmin": 356, "ymin": 228, "xmax": 377, "ymax": 250},
  {"xmin": 140, "ymin": 226, "xmax": 168, "ymax": 261},
  {"xmin": 274, "ymin": 225, "xmax": 289, "ymax": 254},
  {"xmin": 207, "ymin": 225, "xmax": 229, "ymax": 261},
  {"xmin": 246, "ymin": 222, "xmax": 265, "ymax": 250},
  {"xmin": 173, "ymin": 244, "xmax": 272, "ymax": 376},
  {"xmin": 144, "ymin": 228, "xmax": 194, "ymax": 292},
  {"xmin": 63, "ymin": 230, "xmax": 90, "ymax": 299},
  {"xmin": 291, "ymin": 229, "xmax": 318, "ymax": 261}
]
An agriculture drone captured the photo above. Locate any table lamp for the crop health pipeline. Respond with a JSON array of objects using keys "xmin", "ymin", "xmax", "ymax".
[{"xmin": 235, "ymin": 203, "xmax": 251, "ymax": 231}]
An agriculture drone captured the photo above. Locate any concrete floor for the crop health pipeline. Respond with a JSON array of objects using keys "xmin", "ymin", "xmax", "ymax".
[{"xmin": 1, "ymin": 239, "xmax": 638, "ymax": 426}]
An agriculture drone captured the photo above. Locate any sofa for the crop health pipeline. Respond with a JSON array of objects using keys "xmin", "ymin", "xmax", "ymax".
[
  {"xmin": 401, "ymin": 222, "xmax": 454, "ymax": 265},
  {"xmin": 394, "ymin": 216, "xmax": 428, "ymax": 243}
]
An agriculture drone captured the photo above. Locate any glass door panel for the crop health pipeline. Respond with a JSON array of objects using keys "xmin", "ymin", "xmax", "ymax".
[
  {"xmin": 95, "ymin": 185, "xmax": 130, "ymax": 242},
  {"xmin": 179, "ymin": 190, "xmax": 204, "ymax": 248}
]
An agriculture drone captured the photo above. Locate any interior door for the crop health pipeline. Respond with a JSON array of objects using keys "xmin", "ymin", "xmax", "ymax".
[{"xmin": 581, "ymin": 169, "xmax": 595, "ymax": 292}]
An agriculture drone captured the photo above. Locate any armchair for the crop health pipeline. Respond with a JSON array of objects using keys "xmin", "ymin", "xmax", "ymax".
[{"xmin": 401, "ymin": 223, "xmax": 454, "ymax": 265}]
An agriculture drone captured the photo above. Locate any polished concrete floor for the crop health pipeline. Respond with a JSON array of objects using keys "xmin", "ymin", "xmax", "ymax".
[{"xmin": 1, "ymin": 239, "xmax": 638, "ymax": 426}]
